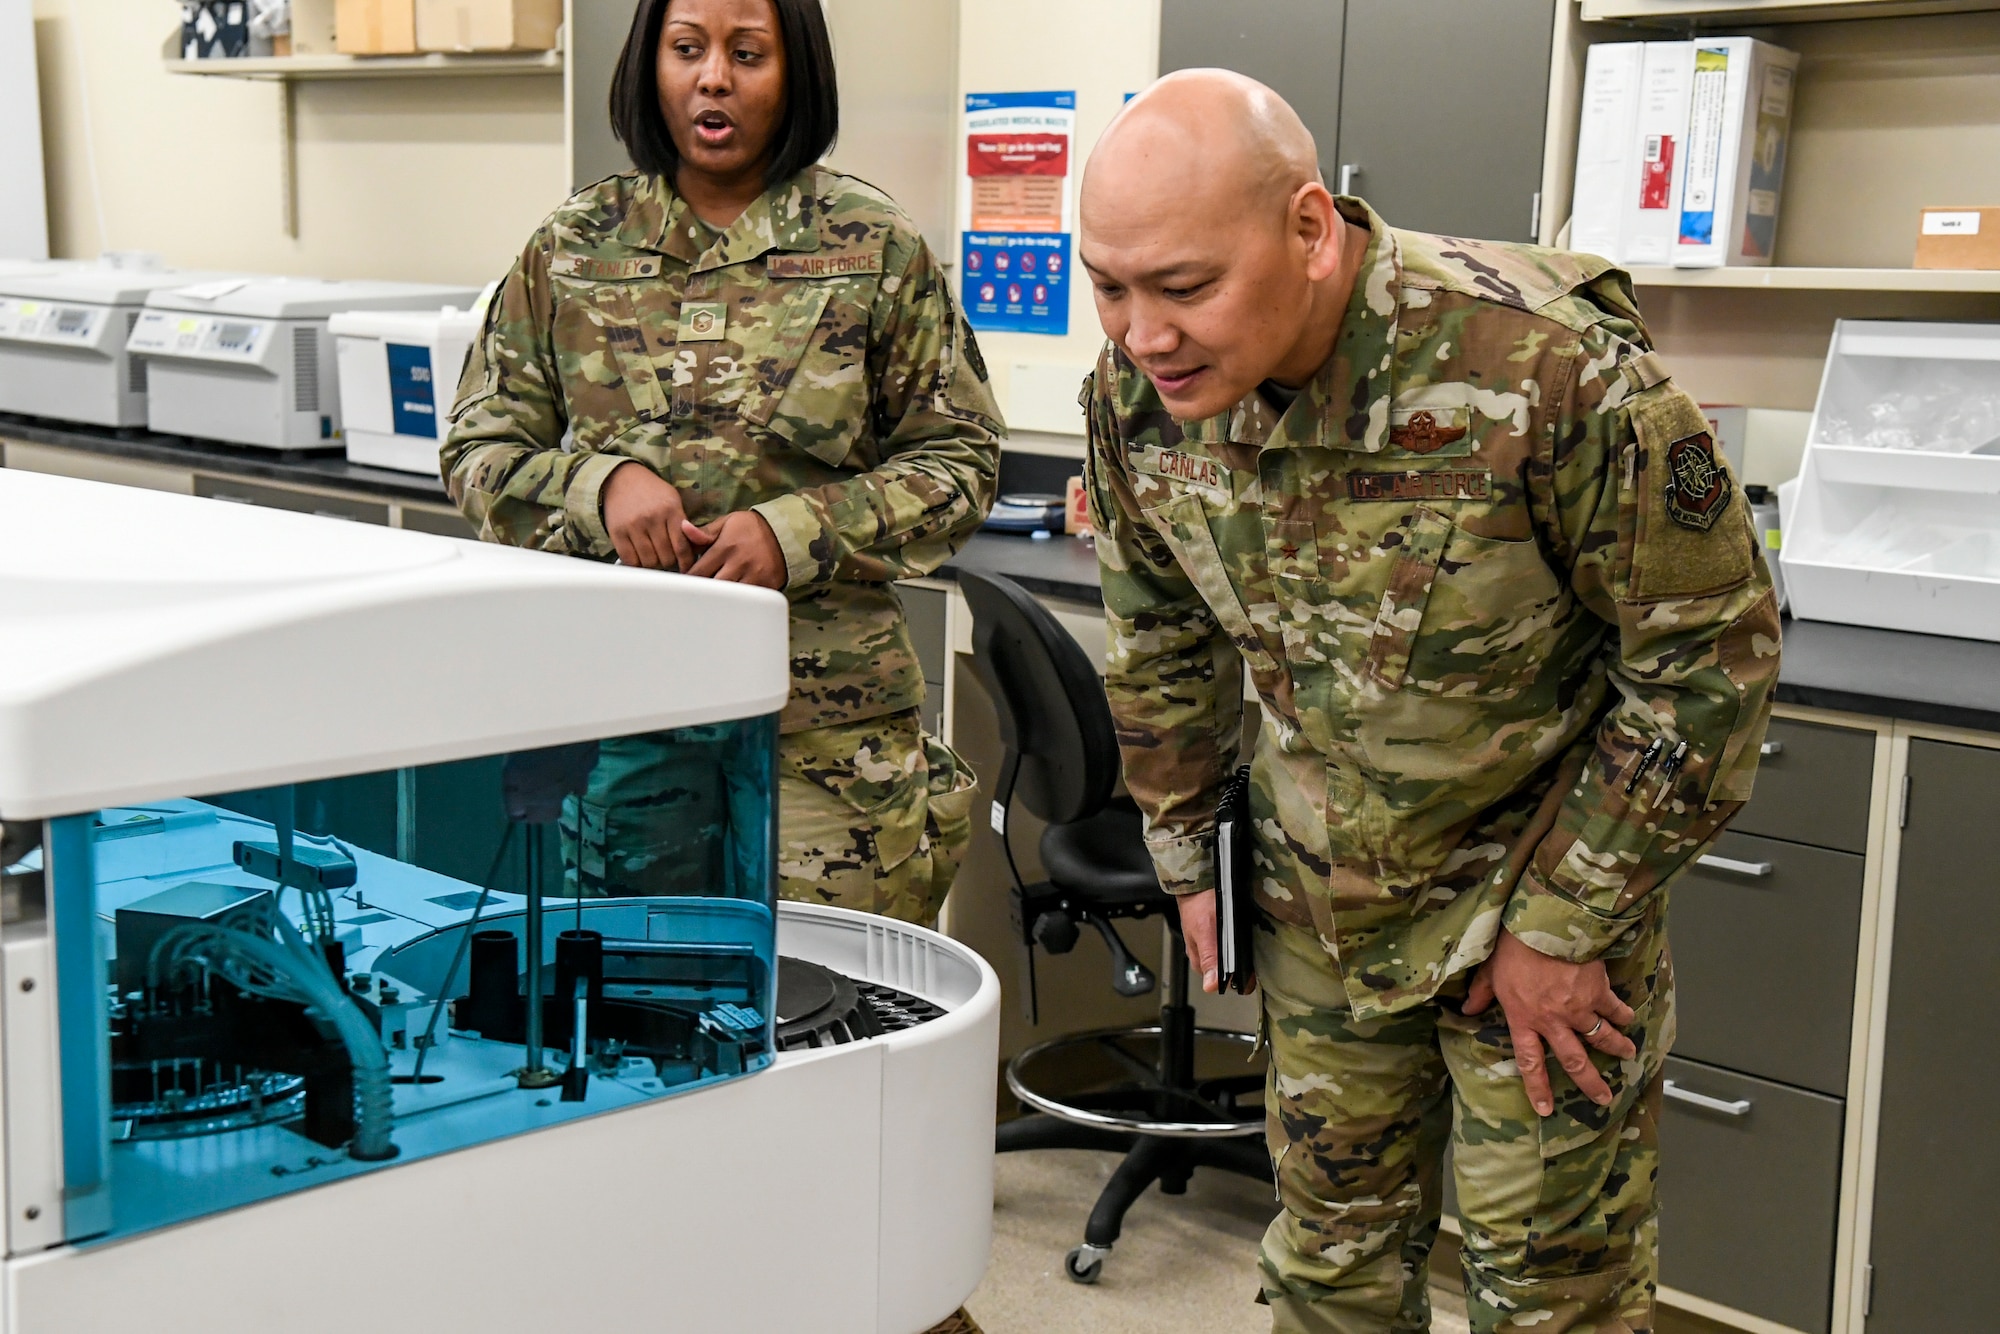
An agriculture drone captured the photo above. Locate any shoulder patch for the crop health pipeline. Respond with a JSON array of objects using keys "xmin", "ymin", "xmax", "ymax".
[
  {"xmin": 1664, "ymin": 430, "xmax": 1730, "ymax": 531},
  {"xmin": 961, "ymin": 316, "xmax": 989, "ymax": 383},
  {"xmin": 1626, "ymin": 386, "xmax": 1756, "ymax": 601},
  {"xmin": 768, "ymin": 250, "xmax": 884, "ymax": 279}
]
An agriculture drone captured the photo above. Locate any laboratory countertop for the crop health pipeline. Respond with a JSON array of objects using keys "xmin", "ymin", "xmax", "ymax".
[
  {"xmin": 11, "ymin": 418, "xmax": 2000, "ymax": 735},
  {"xmin": 938, "ymin": 533, "xmax": 2000, "ymax": 736},
  {"xmin": 0, "ymin": 414, "xmax": 454, "ymax": 505}
]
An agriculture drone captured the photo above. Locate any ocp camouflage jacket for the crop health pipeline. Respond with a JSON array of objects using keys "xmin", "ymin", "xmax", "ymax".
[
  {"xmin": 1084, "ymin": 198, "xmax": 1780, "ymax": 1018},
  {"xmin": 442, "ymin": 167, "xmax": 1004, "ymax": 734}
]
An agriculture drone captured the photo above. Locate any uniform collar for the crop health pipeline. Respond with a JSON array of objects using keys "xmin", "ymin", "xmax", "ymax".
[
  {"xmin": 1177, "ymin": 197, "xmax": 1402, "ymax": 454},
  {"xmin": 633, "ymin": 168, "xmax": 824, "ymax": 270}
]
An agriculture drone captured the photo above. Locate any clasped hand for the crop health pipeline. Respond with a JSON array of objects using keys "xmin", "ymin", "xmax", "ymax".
[{"xmin": 602, "ymin": 460, "xmax": 785, "ymax": 590}]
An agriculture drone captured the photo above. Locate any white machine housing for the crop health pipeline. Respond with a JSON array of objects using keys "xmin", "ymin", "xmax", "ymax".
[
  {"xmin": 330, "ymin": 303, "xmax": 486, "ymax": 473},
  {"xmin": 127, "ymin": 278, "xmax": 480, "ymax": 452},
  {"xmin": 0, "ymin": 471, "xmax": 1000, "ymax": 1333},
  {"xmin": 1783, "ymin": 319, "xmax": 2000, "ymax": 642},
  {"xmin": 0, "ymin": 264, "xmax": 244, "ymax": 429}
]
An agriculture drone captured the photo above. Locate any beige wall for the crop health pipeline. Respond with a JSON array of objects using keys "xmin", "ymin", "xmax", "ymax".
[
  {"xmin": 31, "ymin": 0, "xmax": 567, "ymax": 287},
  {"xmin": 957, "ymin": 0, "xmax": 1160, "ymax": 443},
  {"xmin": 26, "ymin": 0, "xmax": 1156, "ymax": 401}
]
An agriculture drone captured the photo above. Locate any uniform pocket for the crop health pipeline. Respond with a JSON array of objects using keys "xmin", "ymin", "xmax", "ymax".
[
  {"xmin": 743, "ymin": 285, "xmax": 867, "ymax": 468},
  {"xmin": 1401, "ymin": 527, "xmax": 1570, "ymax": 699},
  {"xmin": 921, "ymin": 734, "xmax": 979, "ymax": 908},
  {"xmin": 1363, "ymin": 506, "xmax": 1452, "ymax": 689},
  {"xmin": 779, "ymin": 712, "xmax": 931, "ymax": 872},
  {"xmin": 552, "ymin": 283, "xmax": 671, "ymax": 447},
  {"xmin": 1142, "ymin": 490, "xmax": 1279, "ymax": 674}
]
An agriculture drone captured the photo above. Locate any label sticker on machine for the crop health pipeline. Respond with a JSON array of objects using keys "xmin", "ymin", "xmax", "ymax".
[{"xmin": 386, "ymin": 342, "xmax": 439, "ymax": 439}]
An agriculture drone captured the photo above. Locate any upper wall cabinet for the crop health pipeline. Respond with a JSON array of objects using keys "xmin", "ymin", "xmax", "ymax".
[
  {"xmin": 1159, "ymin": 0, "xmax": 1349, "ymax": 183},
  {"xmin": 1583, "ymin": 0, "xmax": 2000, "ymax": 20},
  {"xmin": 1160, "ymin": 0, "xmax": 1555, "ymax": 242}
]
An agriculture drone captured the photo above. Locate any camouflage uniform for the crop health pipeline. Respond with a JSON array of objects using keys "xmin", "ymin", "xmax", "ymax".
[
  {"xmin": 442, "ymin": 167, "xmax": 998, "ymax": 923},
  {"xmin": 1083, "ymin": 198, "xmax": 1779, "ymax": 1333}
]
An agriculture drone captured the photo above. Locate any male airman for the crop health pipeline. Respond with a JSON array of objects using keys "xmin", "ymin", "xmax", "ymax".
[{"xmin": 1079, "ymin": 70, "xmax": 1779, "ymax": 1333}]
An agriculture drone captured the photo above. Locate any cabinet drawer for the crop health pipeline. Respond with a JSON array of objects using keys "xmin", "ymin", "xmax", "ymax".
[
  {"xmin": 1669, "ymin": 831, "xmax": 1862, "ymax": 1097},
  {"xmin": 1731, "ymin": 718, "xmax": 1874, "ymax": 854},
  {"xmin": 194, "ymin": 475, "xmax": 389, "ymax": 526},
  {"xmin": 1658, "ymin": 1055, "xmax": 1842, "ymax": 1334},
  {"xmin": 399, "ymin": 504, "xmax": 477, "ymax": 540}
]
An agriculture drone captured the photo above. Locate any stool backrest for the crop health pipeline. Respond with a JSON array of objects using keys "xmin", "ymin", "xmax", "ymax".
[{"xmin": 957, "ymin": 568, "xmax": 1119, "ymax": 827}]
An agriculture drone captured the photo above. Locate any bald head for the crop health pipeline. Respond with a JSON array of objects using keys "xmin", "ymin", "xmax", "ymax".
[
  {"xmin": 1077, "ymin": 69, "xmax": 1362, "ymax": 423},
  {"xmin": 1083, "ymin": 69, "xmax": 1321, "ymax": 228}
]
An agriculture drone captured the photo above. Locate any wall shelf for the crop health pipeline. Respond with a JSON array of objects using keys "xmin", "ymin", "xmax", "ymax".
[
  {"xmin": 1625, "ymin": 266, "xmax": 2000, "ymax": 292},
  {"xmin": 157, "ymin": 28, "xmax": 565, "ymax": 241},
  {"xmin": 1581, "ymin": 0, "xmax": 2000, "ymax": 24},
  {"xmin": 161, "ymin": 48, "xmax": 562, "ymax": 82}
]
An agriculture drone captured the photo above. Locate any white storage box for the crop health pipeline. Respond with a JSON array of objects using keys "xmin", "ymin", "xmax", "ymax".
[
  {"xmin": 128, "ymin": 277, "xmax": 480, "ymax": 452},
  {"xmin": 330, "ymin": 302, "xmax": 484, "ymax": 473},
  {"xmin": 0, "ymin": 263, "xmax": 245, "ymax": 429},
  {"xmin": 1782, "ymin": 320, "xmax": 2000, "ymax": 642}
]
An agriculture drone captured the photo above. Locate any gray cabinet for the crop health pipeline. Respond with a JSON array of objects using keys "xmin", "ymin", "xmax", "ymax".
[
  {"xmin": 1659, "ymin": 1056, "xmax": 1845, "ymax": 1334},
  {"xmin": 192, "ymin": 474, "xmax": 389, "ymax": 526},
  {"xmin": 1161, "ymin": 0, "xmax": 1553, "ymax": 241},
  {"xmin": 399, "ymin": 504, "xmax": 478, "ymax": 540},
  {"xmin": 1658, "ymin": 716, "xmax": 1876, "ymax": 1330},
  {"xmin": 1866, "ymin": 740, "xmax": 2000, "ymax": 1333},
  {"xmin": 1333, "ymin": 0, "xmax": 1554, "ymax": 242},
  {"xmin": 1158, "ymin": 0, "xmax": 1347, "ymax": 182}
]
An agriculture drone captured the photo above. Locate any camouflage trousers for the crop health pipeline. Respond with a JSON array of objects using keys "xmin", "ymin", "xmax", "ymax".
[
  {"xmin": 775, "ymin": 708, "xmax": 980, "ymax": 925},
  {"xmin": 1255, "ymin": 912, "xmax": 1672, "ymax": 1334}
]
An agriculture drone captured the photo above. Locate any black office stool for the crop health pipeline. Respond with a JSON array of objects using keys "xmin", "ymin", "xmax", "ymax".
[{"xmin": 958, "ymin": 569, "xmax": 1269, "ymax": 1285}]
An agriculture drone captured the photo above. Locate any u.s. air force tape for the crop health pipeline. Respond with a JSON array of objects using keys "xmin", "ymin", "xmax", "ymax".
[{"xmin": 767, "ymin": 251, "xmax": 884, "ymax": 279}]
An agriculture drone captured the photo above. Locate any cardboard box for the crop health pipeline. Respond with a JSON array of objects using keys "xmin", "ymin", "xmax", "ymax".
[
  {"xmin": 415, "ymin": 0, "xmax": 561, "ymax": 52},
  {"xmin": 290, "ymin": 0, "xmax": 339, "ymax": 55},
  {"xmin": 336, "ymin": 0, "xmax": 417, "ymax": 54},
  {"xmin": 1914, "ymin": 207, "xmax": 2000, "ymax": 270}
]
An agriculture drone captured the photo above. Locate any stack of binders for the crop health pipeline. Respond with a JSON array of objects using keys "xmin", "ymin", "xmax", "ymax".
[{"xmin": 1570, "ymin": 37, "xmax": 1801, "ymax": 269}]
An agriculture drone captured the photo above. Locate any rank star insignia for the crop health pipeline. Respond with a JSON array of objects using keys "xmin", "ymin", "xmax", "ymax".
[
  {"xmin": 1388, "ymin": 410, "xmax": 1469, "ymax": 456},
  {"xmin": 1664, "ymin": 430, "xmax": 1731, "ymax": 531},
  {"xmin": 1280, "ymin": 544, "xmax": 1300, "ymax": 559}
]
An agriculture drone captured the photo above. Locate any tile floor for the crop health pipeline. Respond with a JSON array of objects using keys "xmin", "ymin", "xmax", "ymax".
[{"xmin": 965, "ymin": 1148, "xmax": 1736, "ymax": 1334}]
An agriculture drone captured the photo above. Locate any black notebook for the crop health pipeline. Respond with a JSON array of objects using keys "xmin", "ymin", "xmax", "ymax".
[{"xmin": 1214, "ymin": 765, "xmax": 1256, "ymax": 993}]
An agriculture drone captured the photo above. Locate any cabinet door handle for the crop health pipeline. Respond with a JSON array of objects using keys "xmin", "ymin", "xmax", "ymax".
[
  {"xmin": 1664, "ymin": 1080, "xmax": 1752, "ymax": 1117},
  {"xmin": 1338, "ymin": 164, "xmax": 1359, "ymax": 195},
  {"xmin": 1759, "ymin": 740, "xmax": 1784, "ymax": 757},
  {"xmin": 1696, "ymin": 854, "xmax": 1772, "ymax": 878}
]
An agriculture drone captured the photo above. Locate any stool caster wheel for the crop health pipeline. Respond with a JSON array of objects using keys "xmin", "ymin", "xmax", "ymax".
[{"xmin": 1064, "ymin": 1243, "xmax": 1109, "ymax": 1285}]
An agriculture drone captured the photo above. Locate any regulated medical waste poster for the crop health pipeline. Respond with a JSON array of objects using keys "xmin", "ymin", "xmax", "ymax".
[{"xmin": 959, "ymin": 90, "xmax": 1074, "ymax": 336}]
